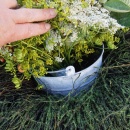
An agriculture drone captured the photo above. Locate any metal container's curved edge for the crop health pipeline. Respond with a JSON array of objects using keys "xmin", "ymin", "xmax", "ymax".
[{"xmin": 35, "ymin": 46, "xmax": 104, "ymax": 96}]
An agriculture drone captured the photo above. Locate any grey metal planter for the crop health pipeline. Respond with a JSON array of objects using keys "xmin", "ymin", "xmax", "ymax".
[{"xmin": 35, "ymin": 47, "xmax": 104, "ymax": 96}]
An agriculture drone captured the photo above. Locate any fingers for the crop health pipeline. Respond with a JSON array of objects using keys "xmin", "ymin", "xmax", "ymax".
[
  {"xmin": 1, "ymin": 0, "xmax": 18, "ymax": 8},
  {"xmin": 9, "ymin": 22, "xmax": 51, "ymax": 42},
  {"xmin": 12, "ymin": 8, "xmax": 57, "ymax": 23}
]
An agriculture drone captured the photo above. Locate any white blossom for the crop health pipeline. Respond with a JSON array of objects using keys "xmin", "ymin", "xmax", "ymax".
[
  {"xmin": 45, "ymin": 30, "xmax": 63, "ymax": 52},
  {"xmin": 55, "ymin": 56, "xmax": 64, "ymax": 62},
  {"xmin": 68, "ymin": 0, "xmax": 124, "ymax": 34},
  {"xmin": 45, "ymin": 0, "xmax": 124, "ymax": 53},
  {"xmin": 70, "ymin": 31, "xmax": 78, "ymax": 42}
]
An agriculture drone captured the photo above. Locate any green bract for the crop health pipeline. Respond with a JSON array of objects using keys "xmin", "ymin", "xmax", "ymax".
[{"xmin": 0, "ymin": 0, "xmax": 124, "ymax": 88}]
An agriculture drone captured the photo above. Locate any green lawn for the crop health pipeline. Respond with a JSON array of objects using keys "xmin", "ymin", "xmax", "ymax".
[{"xmin": 0, "ymin": 31, "xmax": 130, "ymax": 130}]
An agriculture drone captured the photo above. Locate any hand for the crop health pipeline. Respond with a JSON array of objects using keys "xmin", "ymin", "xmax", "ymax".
[{"xmin": 0, "ymin": 0, "xmax": 57, "ymax": 47}]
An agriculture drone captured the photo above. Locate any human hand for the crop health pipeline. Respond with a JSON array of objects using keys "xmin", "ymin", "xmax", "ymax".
[{"xmin": 0, "ymin": 0, "xmax": 57, "ymax": 47}]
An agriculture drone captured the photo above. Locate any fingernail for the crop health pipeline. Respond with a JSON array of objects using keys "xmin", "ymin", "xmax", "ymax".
[
  {"xmin": 45, "ymin": 23, "xmax": 51, "ymax": 30},
  {"xmin": 50, "ymin": 9, "xmax": 57, "ymax": 16}
]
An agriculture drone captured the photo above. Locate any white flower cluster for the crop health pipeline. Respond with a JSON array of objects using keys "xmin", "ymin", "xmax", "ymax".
[
  {"xmin": 0, "ymin": 47, "xmax": 12, "ymax": 56},
  {"xmin": 68, "ymin": 0, "xmax": 124, "ymax": 34},
  {"xmin": 59, "ymin": 23, "xmax": 79, "ymax": 43},
  {"xmin": 69, "ymin": 31, "xmax": 78, "ymax": 42},
  {"xmin": 45, "ymin": 31, "xmax": 63, "ymax": 52},
  {"xmin": 55, "ymin": 56, "xmax": 64, "ymax": 62},
  {"xmin": 45, "ymin": 31, "xmax": 65, "ymax": 63},
  {"xmin": 45, "ymin": 0, "xmax": 124, "ymax": 63}
]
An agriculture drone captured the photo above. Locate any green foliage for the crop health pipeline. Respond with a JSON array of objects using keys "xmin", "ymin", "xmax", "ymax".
[
  {"xmin": 104, "ymin": 0, "xmax": 130, "ymax": 13},
  {"xmin": 99, "ymin": 0, "xmax": 107, "ymax": 3},
  {"xmin": 111, "ymin": 12, "xmax": 130, "ymax": 27},
  {"xmin": 0, "ymin": 0, "xmax": 124, "ymax": 88},
  {"xmin": 103, "ymin": 0, "xmax": 130, "ymax": 27}
]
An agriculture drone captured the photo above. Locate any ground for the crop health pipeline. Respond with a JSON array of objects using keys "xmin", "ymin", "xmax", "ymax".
[{"xmin": 0, "ymin": 31, "xmax": 130, "ymax": 130}]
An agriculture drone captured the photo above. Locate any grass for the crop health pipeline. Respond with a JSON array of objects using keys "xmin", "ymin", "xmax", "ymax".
[{"xmin": 0, "ymin": 31, "xmax": 130, "ymax": 130}]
